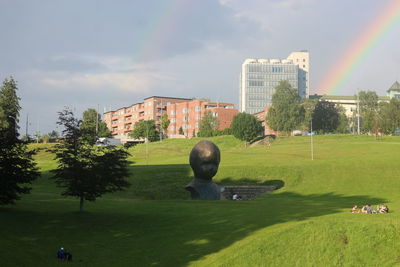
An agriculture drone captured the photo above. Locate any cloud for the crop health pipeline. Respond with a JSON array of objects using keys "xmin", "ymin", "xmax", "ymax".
[
  {"xmin": 219, "ymin": 0, "xmax": 316, "ymax": 30},
  {"xmin": 41, "ymin": 70, "xmax": 175, "ymax": 93}
]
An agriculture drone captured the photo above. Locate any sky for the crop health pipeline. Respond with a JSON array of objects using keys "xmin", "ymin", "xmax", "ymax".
[{"xmin": 1, "ymin": 0, "xmax": 399, "ymax": 135}]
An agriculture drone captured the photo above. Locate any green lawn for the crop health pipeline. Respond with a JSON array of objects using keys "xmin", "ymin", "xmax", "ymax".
[{"xmin": 1, "ymin": 135, "xmax": 400, "ymax": 266}]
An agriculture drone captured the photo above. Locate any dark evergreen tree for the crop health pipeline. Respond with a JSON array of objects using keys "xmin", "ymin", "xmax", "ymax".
[
  {"xmin": 51, "ymin": 108, "xmax": 131, "ymax": 211},
  {"xmin": 178, "ymin": 126, "xmax": 184, "ymax": 135},
  {"xmin": 0, "ymin": 77, "xmax": 40, "ymax": 205},
  {"xmin": 312, "ymin": 100, "xmax": 340, "ymax": 133},
  {"xmin": 231, "ymin": 112, "xmax": 263, "ymax": 142}
]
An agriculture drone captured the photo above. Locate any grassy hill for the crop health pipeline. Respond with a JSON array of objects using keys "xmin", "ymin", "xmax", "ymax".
[{"xmin": 1, "ymin": 135, "xmax": 400, "ymax": 266}]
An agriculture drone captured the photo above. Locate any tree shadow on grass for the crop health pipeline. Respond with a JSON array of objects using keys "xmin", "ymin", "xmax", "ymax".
[{"xmin": 0, "ymin": 173, "xmax": 387, "ymax": 267}]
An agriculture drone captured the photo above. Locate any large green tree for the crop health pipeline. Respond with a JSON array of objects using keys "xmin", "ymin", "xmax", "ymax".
[
  {"xmin": 129, "ymin": 120, "xmax": 159, "ymax": 142},
  {"xmin": 0, "ymin": 77, "xmax": 40, "ymax": 205},
  {"xmin": 231, "ymin": 112, "xmax": 263, "ymax": 142},
  {"xmin": 80, "ymin": 108, "xmax": 111, "ymax": 144},
  {"xmin": 358, "ymin": 90, "xmax": 379, "ymax": 133},
  {"xmin": 51, "ymin": 108, "xmax": 131, "ymax": 211},
  {"xmin": 312, "ymin": 100, "xmax": 339, "ymax": 133},
  {"xmin": 379, "ymin": 98, "xmax": 400, "ymax": 135},
  {"xmin": 198, "ymin": 110, "xmax": 219, "ymax": 137},
  {"xmin": 266, "ymin": 80, "xmax": 305, "ymax": 134}
]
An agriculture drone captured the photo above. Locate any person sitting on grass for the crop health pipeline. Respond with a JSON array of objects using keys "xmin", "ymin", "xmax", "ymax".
[
  {"xmin": 361, "ymin": 205, "xmax": 373, "ymax": 214},
  {"xmin": 57, "ymin": 247, "xmax": 65, "ymax": 260},
  {"xmin": 232, "ymin": 193, "xmax": 242, "ymax": 200},
  {"xmin": 351, "ymin": 205, "xmax": 360, "ymax": 213},
  {"xmin": 379, "ymin": 205, "xmax": 389, "ymax": 213}
]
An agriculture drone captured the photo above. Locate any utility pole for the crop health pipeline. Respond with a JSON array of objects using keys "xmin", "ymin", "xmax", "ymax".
[
  {"xmin": 96, "ymin": 104, "xmax": 99, "ymax": 135},
  {"xmin": 311, "ymin": 116, "xmax": 314, "ymax": 161}
]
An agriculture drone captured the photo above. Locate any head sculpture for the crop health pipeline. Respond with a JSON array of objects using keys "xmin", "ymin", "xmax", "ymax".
[
  {"xmin": 189, "ymin": 140, "xmax": 220, "ymax": 180},
  {"xmin": 186, "ymin": 140, "xmax": 223, "ymax": 200}
]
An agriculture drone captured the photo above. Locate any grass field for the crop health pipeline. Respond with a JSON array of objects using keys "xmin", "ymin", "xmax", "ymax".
[{"xmin": 1, "ymin": 135, "xmax": 400, "ymax": 266}]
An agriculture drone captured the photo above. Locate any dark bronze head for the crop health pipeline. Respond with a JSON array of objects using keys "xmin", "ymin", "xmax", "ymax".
[{"xmin": 189, "ymin": 140, "xmax": 220, "ymax": 180}]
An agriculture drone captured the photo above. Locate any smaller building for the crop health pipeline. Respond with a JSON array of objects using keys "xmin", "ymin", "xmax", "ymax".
[
  {"xmin": 387, "ymin": 81, "xmax": 400, "ymax": 99},
  {"xmin": 254, "ymin": 107, "xmax": 277, "ymax": 136}
]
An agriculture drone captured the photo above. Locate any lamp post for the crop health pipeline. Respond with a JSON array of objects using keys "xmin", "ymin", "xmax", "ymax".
[{"xmin": 310, "ymin": 115, "xmax": 314, "ymax": 161}]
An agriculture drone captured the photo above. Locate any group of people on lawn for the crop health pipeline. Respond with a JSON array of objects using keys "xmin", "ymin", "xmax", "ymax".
[{"xmin": 351, "ymin": 204, "xmax": 389, "ymax": 214}]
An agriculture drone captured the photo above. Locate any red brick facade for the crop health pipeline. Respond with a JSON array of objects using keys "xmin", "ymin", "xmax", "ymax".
[{"xmin": 103, "ymin": 96, "xmax": 238, "ymax": 139}]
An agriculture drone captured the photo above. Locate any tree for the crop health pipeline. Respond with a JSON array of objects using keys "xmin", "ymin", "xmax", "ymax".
[
  {"xmin": 48, "ymin": 130, "xmax": 59, "ymax": 142},
  {"xmin": 336, "ymin": 106, "xmax": 350, "ymax": 134},
  {"xmin": 161, "ymin": 113, "xmax": 170, "ymax": 138},
  {"xmin": 231, "ymin": 112, "xmax": 263, "ymax": 142},
  {"xmin": 80, "ymin": 108, "xmax": 111, "ymax": 144},
  {"xmin": 51, "ymin": 108, "xmax": 131, "ymax": 211},
  {"xmin": 266, "ymin": 80, "xmax": 305, "ymax": 134},
  {"xmin": 312, "ymin": 100, "xmax": 339, "ymax": 133},
  {"xmin": 178, "ymin": 126, "xmax": 184, "ymax": 135},
  {"xmin": 0, "ymin": 77, "xmax": 40, "ymax": 205},
  {"xmin": 358, "ymin": 90, "xmax": 379, "ymax": 133},
  {"xmin": 198, "ymin": 110, "xmax": 219, "ymax": 137},
  {"xmin": 129, "ymin": 120, "xmax": 159, "ymax": 142},
  {"xmin": 379, "ymin": 98, "xmax": 400, "ymax": 135}
]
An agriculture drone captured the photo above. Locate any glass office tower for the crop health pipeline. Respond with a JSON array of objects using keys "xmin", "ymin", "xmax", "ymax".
[{"xmin": 239, "ymin": 51, "xmax": 309, "ymax": 114}]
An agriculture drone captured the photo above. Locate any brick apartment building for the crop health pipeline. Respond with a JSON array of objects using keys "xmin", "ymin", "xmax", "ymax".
[
  {"xmin": 167, "ymin": 99, "xmax": 237, "ymax": 138},
  {"xmin": 103, "ymin": 96, "xmax": 238, "ymax": 141}
]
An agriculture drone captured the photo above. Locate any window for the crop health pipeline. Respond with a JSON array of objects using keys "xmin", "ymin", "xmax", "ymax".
[
  {"xmin": 195, "ymin": 122, "xmax": 199, "ymax": 128},
  {"xmin": 195, "ymin": 106, "xmax": 201, "ymax": 112},
  {"xmin": 171, "ymin": 118, "xmax": 176, "ymax": 123},
  {"xmin": 171, "ymin": 110, "xmax": 176, "ymax": 115},
  {"xmin": 195, "ymin": 114, "xmax": 201, "ymax": 120},
  {"xmin": 182, "ymin": 108, "xmax": 188, "ymax": 114},
  {"xmin": 147, "ymin": 102, "xmax": 152, "ymax": 107},
  {"xmin": 183, "ymin": 116, "xmax": 188, "ymax": 122}
]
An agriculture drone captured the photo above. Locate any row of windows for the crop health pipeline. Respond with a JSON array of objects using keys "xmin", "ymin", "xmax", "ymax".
[
  {"xmin": 169, "ymin": 123, "xmax": 200, "ymax": 131},
  {"xmin": 248, "ymin": 94, "xmax": 269, "ymax": 100},
  {"xmin": 246, "ymin": 87, "xmax": 274, "ymax": 94},
  {"xmin": 170, "ymin": 115, "xmax": 203, "ymax": 123},
  {"xmin": 247, "ymin": 64, "xmax": 298, "ymax": 73},
  {"xmin": 170, "ymin": 106, "xmax": 202, "ymax": 115},
  {"xmin": 247, "ymin": 100, "xmax": 271, "ymax": 108},
  {"xmin": 248, "ymin": 80, "xmax": 264, "ymax": 86},
  {"xmin": 246, "ymin": 80, "xmax": 298, "ymax": 89}
]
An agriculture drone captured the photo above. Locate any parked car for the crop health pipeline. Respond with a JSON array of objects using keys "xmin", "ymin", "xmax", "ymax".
[{"xmin": 95, "ymin": 137, "xmax": 121, "ymax": 146}]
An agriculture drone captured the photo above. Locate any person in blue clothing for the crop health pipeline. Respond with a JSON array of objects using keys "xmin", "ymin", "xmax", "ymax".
[{"xmin": 57, "ymin": 247, "xmax": 65, "ymax": 259}]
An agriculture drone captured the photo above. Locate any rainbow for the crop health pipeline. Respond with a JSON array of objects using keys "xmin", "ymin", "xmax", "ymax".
[
  {"xmin": 317, "ymin": 0, "xmax": 400, "ymax": 95},
  {"xmin": 131, "ymin": 1, "xmax": 191, "ymax": 62}
]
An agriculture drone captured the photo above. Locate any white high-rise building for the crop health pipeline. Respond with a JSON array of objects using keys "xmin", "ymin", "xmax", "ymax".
[{"xmin": 239, "ymin": 51, "xmax": 309, "ymax": 114}]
